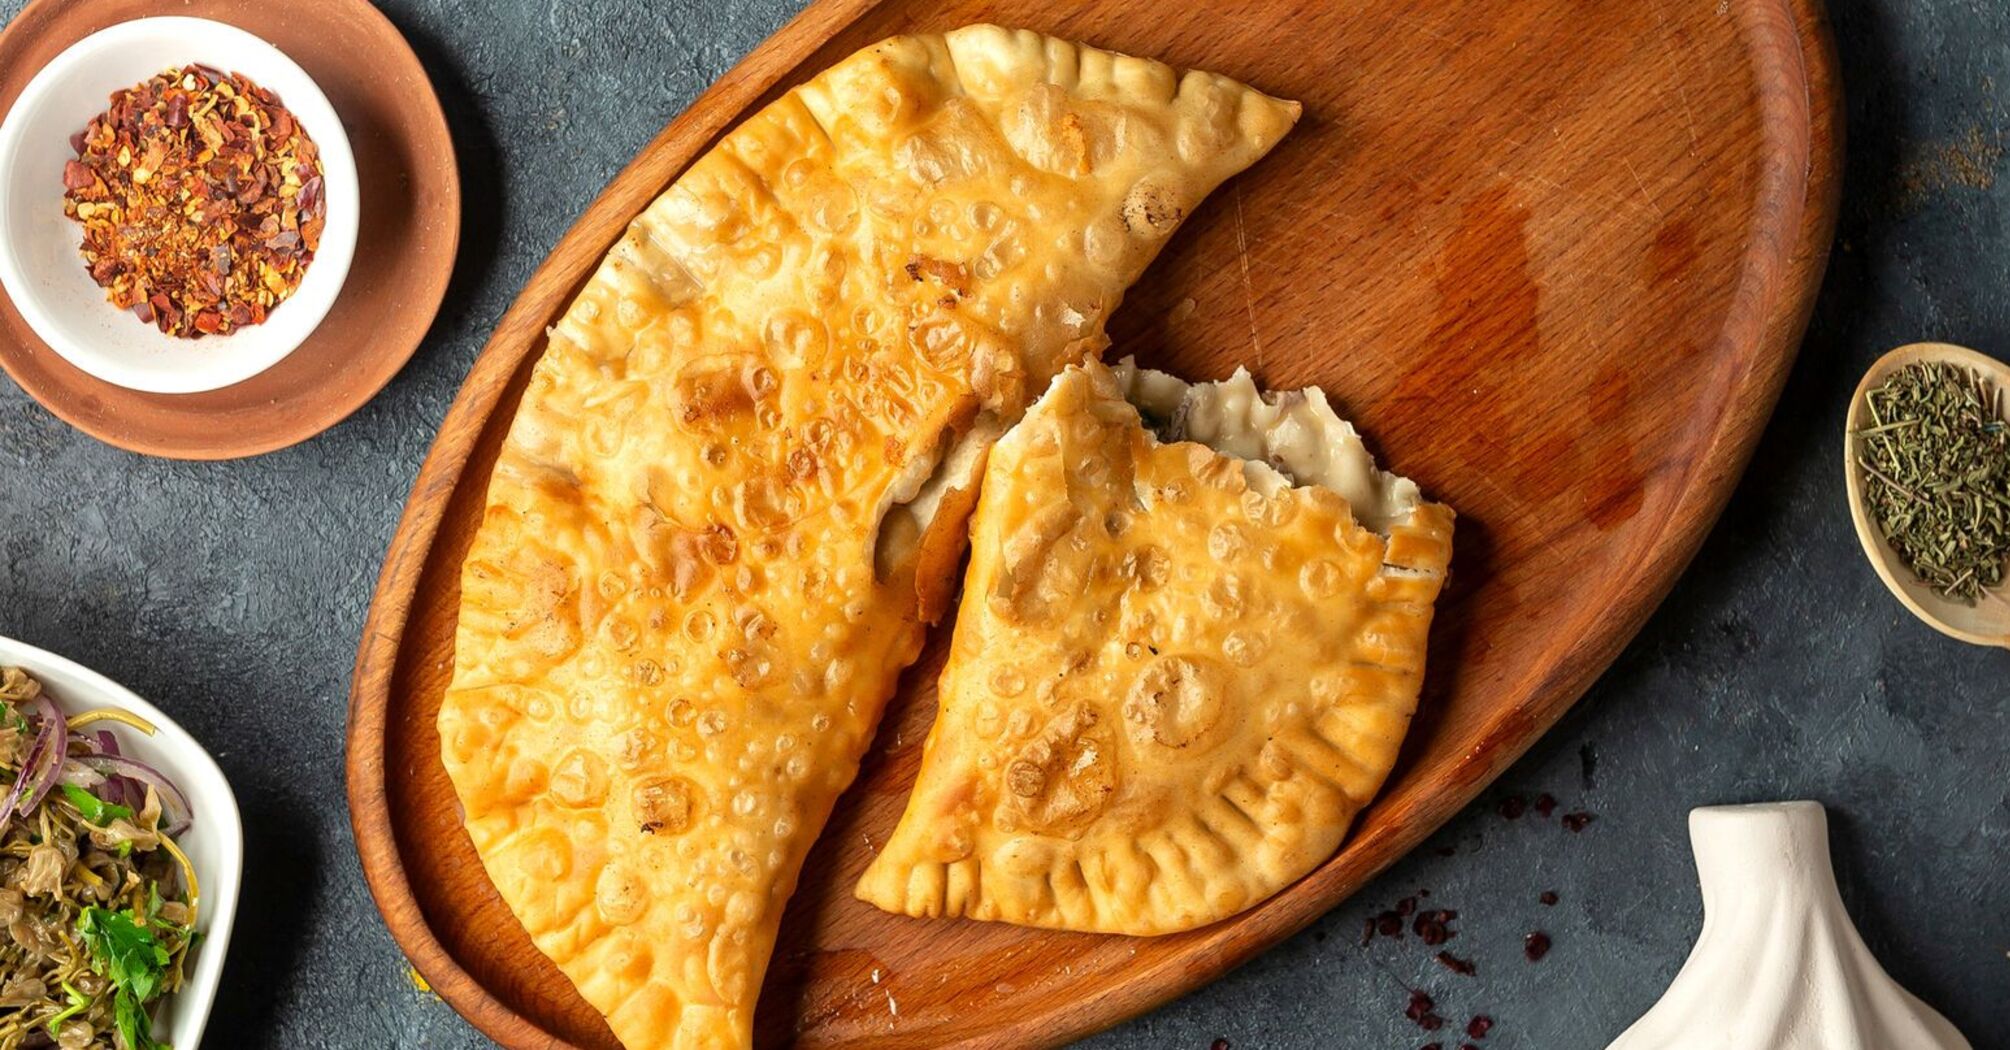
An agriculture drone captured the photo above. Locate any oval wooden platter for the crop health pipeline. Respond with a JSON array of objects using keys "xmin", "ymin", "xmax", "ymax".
[{"xmin": 347, "ymin": 0, "xmax": 1840, "ymax": 1046}]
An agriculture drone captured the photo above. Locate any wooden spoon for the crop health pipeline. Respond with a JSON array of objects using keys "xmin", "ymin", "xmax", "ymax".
[{"xmin": 1844, "ymin": 342, "xmax": 2010, "ymax": 648}]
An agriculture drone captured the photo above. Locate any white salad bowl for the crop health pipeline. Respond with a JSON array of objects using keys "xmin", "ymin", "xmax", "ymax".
[
  {"xmin": 0, "ymin": 635, "xmax": 243, "ymax": 1048},
  {"xmin": 0, "ymin": 16, "xmax": 358, "ymax": 394}
]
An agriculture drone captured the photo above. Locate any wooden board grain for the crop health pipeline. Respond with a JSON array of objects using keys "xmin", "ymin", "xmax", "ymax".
[{"xmin": 346, "ymin": 0, "xmax": 1841, "ymax": 1046}]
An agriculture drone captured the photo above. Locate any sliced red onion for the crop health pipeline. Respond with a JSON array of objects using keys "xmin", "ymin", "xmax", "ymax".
[
  {"xmin": 14, "ymin": 728, "xmax": 67, "ymax": 820},
  {"xmin": 84, "ymin": 730, "xmax": 134, "ymax": 809},
  {"xmin": 80, "ymin": 755, "xmax": 191, "ymax": 836},
  {"xmin": 1, "ymin": 696, "xmax": 62, "ymax": 825}
]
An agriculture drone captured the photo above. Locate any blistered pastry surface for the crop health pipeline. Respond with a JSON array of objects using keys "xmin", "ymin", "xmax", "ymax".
[
  {"xmin": 438, "ymin": 25, "xmax": 1297, "ymax": 1049},
  {"xmin": 857, "ymin": 362, "xmax": 1453, "ymax": 935}
]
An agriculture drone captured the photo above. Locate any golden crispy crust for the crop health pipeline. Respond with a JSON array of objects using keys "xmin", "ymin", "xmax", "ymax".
[
  {"xmin": 438, "ymin": 25, "xmax": 1296, "ymax": 1049},
  {"xmin": 856, "ymin": 362, "xmax": 1454, "ymax": 935}
]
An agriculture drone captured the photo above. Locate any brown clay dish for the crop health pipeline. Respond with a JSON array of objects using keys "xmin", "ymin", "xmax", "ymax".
[
  {"xmin": 347, "ymin": 0, "xmax": 1841, "ymax": 1046},
  {"xmin": 0, "ymin": 0, "xmax": 460, "ymax": 460}
]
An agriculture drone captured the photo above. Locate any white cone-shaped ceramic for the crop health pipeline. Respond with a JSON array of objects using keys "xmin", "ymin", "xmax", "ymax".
[{"xmin": 1608, "ymin": 802, "xmax": 1969, "ymax": 1050}]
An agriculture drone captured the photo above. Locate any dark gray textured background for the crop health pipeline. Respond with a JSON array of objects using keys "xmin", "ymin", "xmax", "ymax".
[{"xmin": 1, "ymin": 0, "xmax": 2005, "ymax": 1047}]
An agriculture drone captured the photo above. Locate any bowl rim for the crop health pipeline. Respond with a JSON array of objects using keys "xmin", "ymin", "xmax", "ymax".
[
  {"xmin": 0, "ymin": 14, "xmax": 359, "ymax": 394},
  {"xmin": 1842, "ymin": 341, "xmax": 2010, "ymax": 649},
  {"xmin": 0, "ymin": 633, "xmax": 244, "ymax": 1046}
]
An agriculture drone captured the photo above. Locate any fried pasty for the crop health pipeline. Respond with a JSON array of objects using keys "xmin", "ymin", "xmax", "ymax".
[
  {"xmin": 857, "ymin": 359, "xmax": 1453, "ymax": 935},
  {"xmin": 438, "ymin": 27, "xmax": 1296, "ymax": 1048}
]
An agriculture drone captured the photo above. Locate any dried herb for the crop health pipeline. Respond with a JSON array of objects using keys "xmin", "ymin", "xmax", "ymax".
[
  {"xmin": 1856, "ymin": 361, "xmax": 2010, "ymax": 603},
  {"xmin": 62, "ymin": 64, "xmax": 325, "ymax": 339}
]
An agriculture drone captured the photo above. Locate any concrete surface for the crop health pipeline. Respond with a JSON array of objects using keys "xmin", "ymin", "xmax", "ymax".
[{"xmin": 0, "ymin": 0, "xmax": 2004, "ymax": 1047}]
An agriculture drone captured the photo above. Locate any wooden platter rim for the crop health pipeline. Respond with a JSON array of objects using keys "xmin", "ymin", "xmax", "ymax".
[{"xmin": 344, "ymin": 0, "xmax": 1843, "ymax": 1045}]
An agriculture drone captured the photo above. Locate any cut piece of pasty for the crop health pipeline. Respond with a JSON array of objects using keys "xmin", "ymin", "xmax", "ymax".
[
  {"xmin": 856, "ymin": 358, "xmax": 1453, "ymax": 935},
  {"xmin": 437, "ymin": 26, "xmax": 1297, "ymax": 1049}
]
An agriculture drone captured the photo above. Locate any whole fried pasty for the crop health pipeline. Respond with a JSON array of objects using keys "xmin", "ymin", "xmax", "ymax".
[
  {"xmin": 436, "ymin": 26, "xmax": 1297, "ymax": 1049},
  {"xmin": 856, "ymin": 359, "xmax": 1454, "ymax": 935}
]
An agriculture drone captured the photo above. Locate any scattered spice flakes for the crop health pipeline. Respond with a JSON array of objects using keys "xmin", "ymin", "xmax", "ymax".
[
  {"xmin": 1525, "ymin": 931, "xmax": 1552, "ymax": 962},
  {"xmin": 1414, "ymin": 908, "xmax": 1459, "ymax": 946},
  {"xmin": 1406, "ymin": 990, "xmax": 1446, "ymax": 1031},
  {"xmin": 61, "ymin": 63, "xmax": 325, "ymax": 339},
  {"xmin": 1209, "ymin": 1039, "xmax": 1230, "ymax": 1050},
  {"xmin": 1496, "ymin": 794, "xmax": 1526, "ymax": 820},
  {"xmin": 1435, "ymin": 950, "xmax": 1477, "ymax": 976},
  {"xmin": 1364, "ymin": 894, "xmax": 1428, "ymax": 945},
  {"xmin": 1561, "ymin": 811, "xmax": 1597, "ymax": 833},
  {"xmin": 1533, "ymin": 793, "xmax": 1558, "ymax": 818},
  {"xmin": 1540, "ymin": 890, "xmax": 1559, "ymax": 907},
  {"xmin": 1467, "ymin": 1015, "xmax": 1494, "ymax": 1039}
]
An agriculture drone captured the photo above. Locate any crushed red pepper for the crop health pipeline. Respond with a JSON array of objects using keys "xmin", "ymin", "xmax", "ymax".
[
  {"xmin": 1406, "ymin": 990, "xmax": 1446, "ymax": 1031},
  {"xmin": 61, "ymin": 63, "xmax": 325, "ymax": 338},
  {"xmin": 1413, "ymin": 908, "xmax": 1459, "ymax": 946},
  {"xmin": 1435, "ymin": 950, "xmax": 1477, "ymax": 976}
]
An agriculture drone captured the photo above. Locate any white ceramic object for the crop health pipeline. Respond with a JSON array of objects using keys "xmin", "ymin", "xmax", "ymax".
[
  {"xmin": 0, "ymin": 635, "xmax": 243, "ymax": 1048},
  {"xmin": 1608, "ymin": 802, "xmax": 1970, "ymax": 1050},
  {"xmin": 0, "ymin": 16, "xmax": 357, "ymax": 394}
]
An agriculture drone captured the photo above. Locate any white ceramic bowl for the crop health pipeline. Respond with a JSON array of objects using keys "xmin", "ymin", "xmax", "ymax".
[
  {"xmin": 0, "ymin": 635, "xmax": 242, "ymax": 1048},
  {"xmin": 0, "ymin": 17, "xmax": 357, "ymax": 394}
]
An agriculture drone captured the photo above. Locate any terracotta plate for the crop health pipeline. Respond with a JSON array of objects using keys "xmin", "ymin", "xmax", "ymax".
[
  {"xmin": 348, "ymin": 0, "xmax": 1840, "ymax": 1047},
  {"xmin": 0, "ymin": 0, "xmax": 459, "ymax": 459}
]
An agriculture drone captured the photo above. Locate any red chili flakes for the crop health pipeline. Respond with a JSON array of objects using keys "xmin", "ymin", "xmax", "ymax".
[
  {"xmin": 1540, "ymin": 890, "xmax": 1559, "ymax": 906},
  {"xmin": 1533, "ymin": 793, "xmax": 1558, "ymax": 818},
  {"xmin": 1413, "ymin": 909, "xmax": 1459, "ymax": 946},
  {"xmin": 1406, "ymin": 990, "xmax": 1446, "ymax": 1031},
  {"xmin": 1365, "ymin": 895, "xmax": 1428, "ymax": 945},
  {"xmin": 61, "ymin": 64, "xmax": 325, "ymax": 339},
  {"xmin": 1467, "ymin": 1015, "xmax": 1494, "ymax": 1039},
  {"xmin": 1435, "ymin": 950, "xmax": 1477, "ymax": 976},
  {"xmin": 1525, "ymin": 931, "xmax": 1552, "ymax": 961},
  {"xmin": 1209, "ymin": 1040, "xmax": 1230, "ymax": 1050},
  {"xmin": 1561, "ymin": 811, "xmax": 1597, "ymax": 833},
  {"xmin": 1496, "ymin": 794, "xmax": 1526, "ymax": 819}
]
